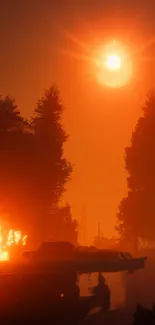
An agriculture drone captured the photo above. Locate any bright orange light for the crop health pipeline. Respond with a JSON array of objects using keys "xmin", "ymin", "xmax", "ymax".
[
  {"xmin": 106, "ymin": 54, "xmax": 121, "ymax": 71},
  {"xmin": 60, "ymin": 293, "xmax": 64, "ymax": 298},
  {"xmin": 0, "ymin": 251, "xmax": 9, "ymax": 261},
  {"xmin": 94, "ymin": 41, "xmax": 133, "ymax": 88},
  {"xmin": 0, "ymin": 227, "xmax": 27, "ymax": 261}
]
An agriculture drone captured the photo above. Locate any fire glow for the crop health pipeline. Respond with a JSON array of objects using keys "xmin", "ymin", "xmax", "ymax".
[{"xmin": 0, "ymin": 227, "xmax": 27, "ymax": 261}]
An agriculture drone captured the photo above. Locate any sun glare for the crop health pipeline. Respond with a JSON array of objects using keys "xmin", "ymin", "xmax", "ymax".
[
  {"xmin": 106, "ymin": 54, "xmax": 121, "ymax": 71},
  {"xmin": 94, "ymin": 41, "xmax": 133, "ymax": 88}
]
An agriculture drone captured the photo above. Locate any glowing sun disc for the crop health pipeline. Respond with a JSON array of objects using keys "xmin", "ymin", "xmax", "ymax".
[
  {"xmin": 106, "ymin": 54, "xmax": 121, "ymax": 71},
  {"xmin": 94, "ymin": 41, "xmax": 133, "ymax": 88}
]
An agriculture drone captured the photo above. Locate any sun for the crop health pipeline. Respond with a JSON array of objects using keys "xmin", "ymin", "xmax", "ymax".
[
  {"xmin": 94, "ymin": 41, "xmax": 133, "ymax": 88},
  {"xmin": 106, "ymin": 54, "xmax": 121, "ymax": 71}
]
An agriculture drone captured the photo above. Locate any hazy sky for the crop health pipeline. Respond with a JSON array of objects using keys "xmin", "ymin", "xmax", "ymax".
[{"xmin": 1, "ymin": 0, "xmax": 155, "ymax": 242}]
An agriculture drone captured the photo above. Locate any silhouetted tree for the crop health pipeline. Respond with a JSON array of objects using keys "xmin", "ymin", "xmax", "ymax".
[
  {"xmin": 0, "ymin": 96, "xmax": 34, "ymax": 230},
  {"xmin": 0, "ymin": 88, "xmax": 74, "ymax": 247},
  {"xmin": 32, "ymin": 86, "xmax": 71, "ymax": 201},
  {"xmin": 30, "ymin": 86, "xmax": 72, "ymax": 242},
  {"xmin": 0, "ymin": 96, "xmax": 22, "ymax": 133},
  {"xmin": 50, "ymin": 204, "xmax": 78, "ymax": 245},
  {"xmin": 117, "ymin": 92, "xmax": 155, "ymax": 246}
]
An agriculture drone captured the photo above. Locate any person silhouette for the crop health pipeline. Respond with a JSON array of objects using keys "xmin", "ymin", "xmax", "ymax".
[{"xmin": 92, "ymin": 273, "xmax": 110, "ymax": 311}]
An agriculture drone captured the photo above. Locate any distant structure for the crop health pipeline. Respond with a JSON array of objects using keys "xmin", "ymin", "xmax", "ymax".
[
  {"xmin": 80, "ymin": 205, "xmax": 87, "ymax": 246},
  {"xmin": 97, "ymin": 222, "xmax": 101, "ymax": 246},
  {"xmin": 92, "ymin": 223, "xmax": 118, "ymax": 249}
]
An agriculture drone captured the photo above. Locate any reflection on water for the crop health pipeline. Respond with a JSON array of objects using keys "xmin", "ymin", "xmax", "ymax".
[{"xmin": 79, "ymin": 272, "xmax": 126, "ymax": 309}]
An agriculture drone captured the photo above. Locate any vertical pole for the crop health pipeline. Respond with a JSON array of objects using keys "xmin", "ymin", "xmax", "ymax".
[
  {"xmin": 81, "ymin": 204, "xmax": 87, "ymax": 246},
  {"xmin": 97, "ymin": 222, "xmax": 100, "ymax": 247}
]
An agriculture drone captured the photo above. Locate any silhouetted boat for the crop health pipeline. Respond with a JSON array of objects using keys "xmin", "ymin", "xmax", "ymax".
[
  {"xmin": 21, "ymin": 242, "xmax": 147, "ymax": 273},
  {"xmin": 0, "ymin": 242, "xmax": 147, "ymax": 322}
]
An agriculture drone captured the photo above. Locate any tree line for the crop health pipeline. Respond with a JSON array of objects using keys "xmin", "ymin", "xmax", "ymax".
[
  {"xmin": 0, "ymin": 86, "xmax": 77, "ymax": 247},
  {"xmin": 1, "ymin": 82, "xmax": 154, "ymax": 251},
  {"xmin": 117, "ymin": 91, "xmax": 155, "ymax": 253}
]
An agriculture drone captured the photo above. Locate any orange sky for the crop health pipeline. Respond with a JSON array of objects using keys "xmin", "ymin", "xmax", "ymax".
[{"xmin": 0, "ymin": 0, "xmax": 155, "ymax": 243}]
